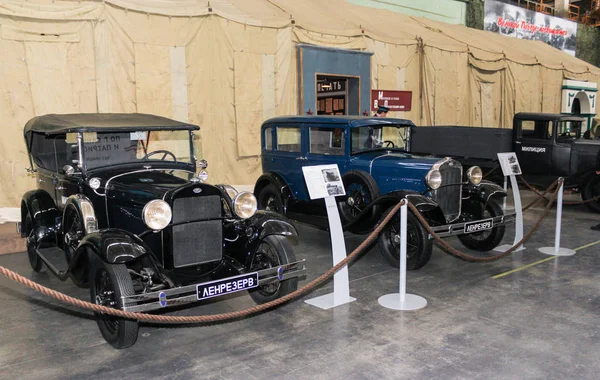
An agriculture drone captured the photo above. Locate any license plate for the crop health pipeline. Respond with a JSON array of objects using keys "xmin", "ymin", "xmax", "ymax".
[
  {"xmin": 196, "ymin": 272, "xmax": 259, "ymax": 301},
  {"xmin": 463, "ymin": 218, "xmax": 494, "ymax": 234}
]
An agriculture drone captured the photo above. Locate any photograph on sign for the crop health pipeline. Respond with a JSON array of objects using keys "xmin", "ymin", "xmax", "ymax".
[
  {"xmin": 497, "ymin": 152, "xmax": 522, "ymax": 176},
  {"xmin": 483, "ymin": 0, "xmax": 577, "ymax": 56},
  {"xmin": 302, "ymin": 164, "xmax": 345, "ymax": 200}
]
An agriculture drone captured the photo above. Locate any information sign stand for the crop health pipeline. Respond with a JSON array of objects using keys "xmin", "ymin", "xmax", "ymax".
[
  {"xmin": 378, "ymin": 200, "xmax": 427, "ymax": 311},
  {"xmin": 302, "ymin": 165, "xmax": 356, "ymax": 310},
  {"xmin": 494, "ymin": 153, "xmax": 525, "ymax": 252},
  {"xmin": 538, "ymin": 178, "xmax": 576, "ymax": 256}
]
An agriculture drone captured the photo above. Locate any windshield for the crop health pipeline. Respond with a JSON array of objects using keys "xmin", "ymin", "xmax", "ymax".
[
  {"xmin": 351, "ymin": 125, "xmax": 408, "ymax": 154},
  {"xmin": 557, "ymin": 120, "xmax": 583, "ymax": 140},
  {"xmin": 74, "ymin": 130, "xmax": 193, "ymax": 169}
]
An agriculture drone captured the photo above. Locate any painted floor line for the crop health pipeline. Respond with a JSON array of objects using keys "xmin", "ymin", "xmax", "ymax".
[{"xmin": 492, "ymin": 239, "xmax": 600, "ymax": 280}]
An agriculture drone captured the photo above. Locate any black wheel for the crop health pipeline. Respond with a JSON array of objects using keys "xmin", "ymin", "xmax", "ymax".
[
  {"xmin": 582, "ymin": 175, "xmax": 600, "ymax": 213},
  {"xmin": 248, "ymin": 235, "xmax": 298, "ymax": 304},
  {"xmin": 458, "ymin": 199, "xmax": 505, "ymax": 252},
  {"xmin": 338, "ymin": 170, "xmax": 380, "ymax": 234},
  {"xmin": 24, "ymin": 212, "xmax": 44, "ymax": 273},
  {"xmin": 89, "ymin": 255, "xmax": 139, "ymax": 349},
  {"xmin": 377, "ymin": 206, "xmax": 433, "ymax": 270},
  {"xmin": 257, "ymin": 184, "xmax": 284, "ymax": 214},
  {"xmin": 142, "ymin": 150, "xmax": 176, "ymax": 161}
]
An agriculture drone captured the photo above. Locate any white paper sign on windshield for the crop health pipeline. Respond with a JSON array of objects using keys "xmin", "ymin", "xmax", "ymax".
[
  {"xmin": 302, "ymin": 164, "xmax": 346, "ymax": 200},
  {"xmin": 497, "ymin": 152, "xmax": 522, "ymax": 176}
]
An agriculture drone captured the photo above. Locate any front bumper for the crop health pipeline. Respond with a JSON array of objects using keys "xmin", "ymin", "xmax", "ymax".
[
  {"xmin": 428, "ymin": 213, "xmax": 516, "ymax": 238},
  {"xmin": 120, "ymin": 259, "xmax": 306, "ymax": 312}
]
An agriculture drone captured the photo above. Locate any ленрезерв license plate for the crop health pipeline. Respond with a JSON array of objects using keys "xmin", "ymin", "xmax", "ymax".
[
  {"xmin": 197, "ymin": 272, "xmax": 259, "ymax": 301},
  {"xmin": 463, "ymin": 218, "xmax": 494, "ymax": 234}
]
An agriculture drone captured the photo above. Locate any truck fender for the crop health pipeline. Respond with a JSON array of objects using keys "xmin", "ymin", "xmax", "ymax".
[
  {"xmin": 75, "ymin": 229, "xmax": 150, "ymax": 264},
  {"xmin": 21, "ymin": 189, "xmax": 61, "ymax": 243},
  {"xmin": 253, "ymin": 172, "xmax": 295, "ymax": 212},
  {"xmin": 468, "ymin": 180, "xmax": 507, "ymax": 204}
]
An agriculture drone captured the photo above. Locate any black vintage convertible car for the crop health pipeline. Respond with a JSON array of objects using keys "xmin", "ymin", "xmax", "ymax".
[{"xmin": 19, "ymin": 113, "xmax": 305, "ymax": 349}]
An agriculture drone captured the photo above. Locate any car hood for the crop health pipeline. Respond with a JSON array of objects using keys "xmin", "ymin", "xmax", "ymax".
[
  {"xmin": 98, "ymin": 170, "xmax": 192, "ymax": 203},
  {"xmin": 353, "ymin": 151, "xmax": 439, "ymax": 169}
]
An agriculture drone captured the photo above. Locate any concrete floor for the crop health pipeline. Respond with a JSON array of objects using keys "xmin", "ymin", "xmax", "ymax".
[{"xmin": 0, "ymin": 190, "xmax": 599, "ymax": 379}]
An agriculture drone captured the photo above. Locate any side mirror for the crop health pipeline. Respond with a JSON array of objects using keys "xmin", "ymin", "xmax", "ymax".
[{"xmin": 198, "ymin": 159, "xmax": 208, "ymax": 169}]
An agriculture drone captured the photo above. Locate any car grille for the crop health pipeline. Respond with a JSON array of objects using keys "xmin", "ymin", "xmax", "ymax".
[
  {"xmin": 171, "ymin": 195, "xmax": 222, "ymax": 268},
  {"xmin": 431, "ymin": 159, "xmax": 462, "ymax": 222}
]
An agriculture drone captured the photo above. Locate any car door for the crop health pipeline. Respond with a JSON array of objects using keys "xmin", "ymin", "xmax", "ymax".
[
  {"xmin": 515, "ymin": 118, "xmax": 553, "ymax": 175},
  {"xmin": 305, "ymin": 124, "xmax": 348, "ymax": 173},
  {"xmin": 273, "ymin": 124, "xmax": 309, "ymax": 200}
]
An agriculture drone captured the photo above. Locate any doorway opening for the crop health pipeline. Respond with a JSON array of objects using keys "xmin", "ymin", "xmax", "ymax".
[{"xmin": 316, "ymin": 74, "xmax": 359, "ymax": 115}]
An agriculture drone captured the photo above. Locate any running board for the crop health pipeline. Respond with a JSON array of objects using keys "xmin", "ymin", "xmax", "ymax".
[{"xmin": 35, "ymin": 246, "xmax": 70, "ymax": 280}]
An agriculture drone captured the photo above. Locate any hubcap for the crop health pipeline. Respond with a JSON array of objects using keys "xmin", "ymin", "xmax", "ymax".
[{"xmin": 347, "ymin": 197, "xmax": 355, "ymax": 207}]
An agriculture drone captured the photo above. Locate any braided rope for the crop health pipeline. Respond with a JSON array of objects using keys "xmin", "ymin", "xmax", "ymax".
[
  {"xmin": 519, "ymin": 176, "xmax": 600, "ymax": 205},
  {"xmin": 407, "ymin": 178, "xmax": 562, "ymax": 263},
  {"xmin": 0, "ymin": 201, "xmax": 404, "ymax": 324}
]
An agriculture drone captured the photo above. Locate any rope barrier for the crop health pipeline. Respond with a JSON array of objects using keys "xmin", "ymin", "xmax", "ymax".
[
  {"xmin": 0, "ymin": 174, "xmax": 574, "ymax": 323},
  {"xmin": 407, "ymin": 178, "xmax": 562, "ymax": 263},
  {"xmin": 519, "ymin": 176, "xmax": 600, "ymax": 205},
  {"xmin": 0, "ymin": 201, "xmax": 405, "ymax": 324}
]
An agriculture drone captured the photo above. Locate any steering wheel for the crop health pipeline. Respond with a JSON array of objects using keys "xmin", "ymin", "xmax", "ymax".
[
  {"xmin": 142, "ymin": 150, "xmax": 177, "ymax": 161},
  {"xmin": 382, "ymin": 140, "xmax": 396, "ymax": 148}
]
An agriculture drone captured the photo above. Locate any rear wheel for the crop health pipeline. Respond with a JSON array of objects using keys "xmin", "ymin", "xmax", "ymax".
[
  {"xmin": 89, "ymin": 255, "xmax": 139, "ymax": 349},
  {"xmin": 458, "ymin": 199, "xmax": 505, "ymax": 251},
  {"xmin": 24, "ymin": 213, "xmax": 44, "ymax": 273},
  {"xmin": 582, "ymin": 175, "xmax": 600, "ymax": 213},
  {"xmin": 338, "ymin": 170, "xmax": 380, "ymax": 234},
  {"xmin": 377, "ymin": 206, "xmax": 432, "ymax": 270},
  {"xmin": 248, "ymin": 235, "xmax": 298, "ymax": 304},
  {"xmin": 257, "ymin": 184, "xmax": 284, "ymax": 214}
]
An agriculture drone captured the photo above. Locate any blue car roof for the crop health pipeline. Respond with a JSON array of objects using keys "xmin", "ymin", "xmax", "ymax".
[{"xmin": 261, "ymin": 116, "xmax": 415, "ymax": 128}]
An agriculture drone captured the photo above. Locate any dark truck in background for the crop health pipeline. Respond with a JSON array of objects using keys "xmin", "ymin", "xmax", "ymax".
[{"xmin": 410, "ymin": 113, "xmax": 600, "ymax": 213}]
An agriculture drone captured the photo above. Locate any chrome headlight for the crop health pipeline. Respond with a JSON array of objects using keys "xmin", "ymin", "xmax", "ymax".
[
  {"xmin": 233, "ymin": 191, "xmax": 257, "ymax": 219},
  {"xmin": 467, "ymin": 166, "xmax": 483, "ymax": 185},
  {"xmin": 143, "ymin": 200, "xmax": 172, "ymax": 231},
  {"xmin": 198, "ymin": 170, "xmax": 209, "ymax": 182},
  {"xmin": 425, "ymin": 169, "xmax": 442, "ymax": 190}
]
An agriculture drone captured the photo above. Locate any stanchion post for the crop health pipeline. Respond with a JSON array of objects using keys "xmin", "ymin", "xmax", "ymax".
[
  {"xmin": 539, "ymin": 178, "xmax": 576, "ymax": 256},
  {"xmin": 378, "ymin": 200, "xmax": 427, "ymax": 311},
  {"xmin": 503, "ymin": 176, "xmax": 507, "ymax": 210}
]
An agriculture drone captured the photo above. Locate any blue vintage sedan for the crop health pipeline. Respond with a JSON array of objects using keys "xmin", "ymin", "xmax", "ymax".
[{"xmin": 254, "ymin": 116, "xmax": 513, "ymax": 270}]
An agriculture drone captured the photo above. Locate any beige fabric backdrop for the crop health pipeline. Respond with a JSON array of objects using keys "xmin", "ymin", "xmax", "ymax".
[{"xmin": 0, "ymin": 0, "xmax": 599, "ymax": 207}]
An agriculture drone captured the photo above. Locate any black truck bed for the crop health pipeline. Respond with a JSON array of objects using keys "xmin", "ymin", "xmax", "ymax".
[{"xmin": 410, "ymin": 126, "xmax": 513, "ymax": 160}]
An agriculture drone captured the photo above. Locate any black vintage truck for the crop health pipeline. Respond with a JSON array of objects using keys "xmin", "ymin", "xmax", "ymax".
[{"xmin": 410, "ymin": 113, "xmax": 600, "ymax": 212}]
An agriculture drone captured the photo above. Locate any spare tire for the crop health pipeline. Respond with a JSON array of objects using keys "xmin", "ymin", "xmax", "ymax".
[{"xmin": 338, "ymin": 170, "xmax": 380, "ymax": 234}]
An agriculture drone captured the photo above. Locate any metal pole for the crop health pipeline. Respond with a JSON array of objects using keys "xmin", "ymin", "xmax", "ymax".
[
  {"xmin": 503, "ymin": 176, "xmax": 508, "ymax": 210},
  {"xmin": 555, "ymin": 179, "xmax": 564, "ymax": 254},
  {"xmin": 399, "ymin": 201, "xmax": 407, "ymax": 303}
]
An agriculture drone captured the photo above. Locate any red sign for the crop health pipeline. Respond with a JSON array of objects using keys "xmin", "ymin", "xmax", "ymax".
[{"xmin": 371, "ymin": 90, "xmax": 412, "ymax": 112}]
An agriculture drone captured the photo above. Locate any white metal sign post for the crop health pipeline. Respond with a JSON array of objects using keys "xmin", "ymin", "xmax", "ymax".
[
  {"xmin": 302, "ymin": 164, "xmax": 356, "ymax": 309},
  {"xmin": 494, "ymin": 152, "xmax": 526, "ymax": 252},
  {"xmin": 378, "ymin": 200, "xmax": 427, "ymax": 311},
  {"xmin": 538, "ymin": 178, "xmax": 576, "ymax": 256}
]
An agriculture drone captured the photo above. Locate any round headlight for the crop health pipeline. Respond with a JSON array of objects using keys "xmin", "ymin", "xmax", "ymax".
[
  {"xmin": 233, "ymin": 191, "xmax": 257, "ymax": 219},
  {"xmin": 426, "ymin": 169, "xmax": 442, "ymax": 190},
  {"xmin": 88, "ymin": 177, "xmax": 101, "ymax": 190},
  {"xmin": 143, "ymin": 200, "xmax": 172, "ymax": 231},
  {"xmin": 198, "ymin": 170, "xmax": 209, "ymax": 182},
  {"xmin": 467, "ymin": 166, "xmax": 483, "ymax": 185}
]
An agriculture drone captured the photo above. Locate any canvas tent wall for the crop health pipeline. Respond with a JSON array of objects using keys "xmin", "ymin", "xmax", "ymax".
[{"xmin": 0, "ymin": 0, "xmax": 598, "ymax": 209}]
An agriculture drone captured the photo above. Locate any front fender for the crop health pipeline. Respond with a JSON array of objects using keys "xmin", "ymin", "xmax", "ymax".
[
  {"xmin": 248, "ymin": 210, "xmax": 299, "ymax": 241},
  {"xmin": 76, "ymin": 229, "xmax": 150, "ymax": 264},
  {"xmin": 466, "ymin": 180, "xmax": 507, "ymax": 204},
  {"xmin": 371, "ymin": 191, "xmax": 446, "ymax": 226},
  {"xmin": 253, "ymin": 172, "xmax": 295, "ymax": 212}
]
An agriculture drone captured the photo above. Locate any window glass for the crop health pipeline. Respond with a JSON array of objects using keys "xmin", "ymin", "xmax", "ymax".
[
  {"xmin": 276, "ymin": 127, "xmax": 301, "ymax": 152},
  {"xmin": 264, "ymin": 127, "xmax": 273, "ymax": 150},
  {"xmin": 309, "ymin": 127, "xmax": 344, "ymax": 155},
  {"xmin": 351, "ymin": 125, "xmax": 408, "ymax": 154},
  {"xmin": 557, "ymin": 120, "xmax": 582, "ymax": 139},
  {"xmin": 520, "ymin": 120, "xmax": 552, "ymax": 140},
  {"xmin": 30, "ymin": 132, "xmax": 77, "ymax": 171}
]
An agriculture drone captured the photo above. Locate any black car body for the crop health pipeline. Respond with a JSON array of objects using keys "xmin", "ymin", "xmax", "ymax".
[{"xmin": 19, "ymin": 113, "xmax": 305, "ymax": 349}]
